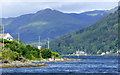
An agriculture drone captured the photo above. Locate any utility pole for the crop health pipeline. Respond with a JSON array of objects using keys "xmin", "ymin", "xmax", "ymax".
[
  {"xmin": 38, "ymin": 36, "xmax": 41, "ymax": 50},
  {"xmin": 39, "ymin": 36, "xmax": 40, "ymax": 46},
  {"xmin": 3, "ymin": 24, "xmax": 4, "ymax": 50},
  {"xmin": 18, "ymin": 32, "xmax": 19, "ymax": 44},
  {"xmin": 48, "ymin": 38, "xmax": 49, "ymax": 49}
]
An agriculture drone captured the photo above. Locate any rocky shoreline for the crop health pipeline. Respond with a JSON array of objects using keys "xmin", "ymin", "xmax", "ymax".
[
  {"xmin": 0, "ymin": 63, "xmax": 46, "ymax": 69},
  {"xmin": 0, "ymin": 58, "xmax": 82, "ymax": 69}
]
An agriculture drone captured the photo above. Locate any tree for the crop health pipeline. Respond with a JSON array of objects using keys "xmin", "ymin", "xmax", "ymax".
[
  {"xmin": 97, "ymin": 50, "xmax": 102, "ymax": 55},
  {"xmin": 52, "ymin": 51, "xmax": 59, "ymax": 57},
  {"xmin": 40, "ymin": 49, "xmax": 52, "ymax": 59},
  {"xmin": 0, "ymin": 25, "xmax": 2, "ymax": 33}
]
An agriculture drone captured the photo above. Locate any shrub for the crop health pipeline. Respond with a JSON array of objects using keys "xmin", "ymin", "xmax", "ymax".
[
  {"xmin": 13, "ymin": 51, "xmax": 19, "ymax": 60},
  {"xmin": 24, "ymin": 52, "xmax": 33, "ymax": 60},
  {"xmin": 1, "ymin": 39, "xmax": 60, "ymax": 61},
  {"xmin": 17, "ymin": 45, "xmax": 27, "ymax": 55},
  {"xmin": 52, "ymin": 51, "xmax": 59, "ymax": 57},
  {"xmin": 0, "ymin": 38, "xmax": 12, "ymax": 44},
  {"xmin": 40, "ymin": 49, "xmax": 52, "ymax": 59},
  {"xmin": 2, "ymin": 49, "xmax": 19, "ymax": 61}
]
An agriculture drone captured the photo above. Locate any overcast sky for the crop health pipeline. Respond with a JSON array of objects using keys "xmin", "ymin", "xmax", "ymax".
[{"xmin": 0, "ymin": 0, "xmax": 119, "ymax": 18}]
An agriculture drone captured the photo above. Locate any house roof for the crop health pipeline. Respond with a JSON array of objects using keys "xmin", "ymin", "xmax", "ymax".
[{"xmin": 0, "ymin": 33, "xmax": 13, "ymax": 38}]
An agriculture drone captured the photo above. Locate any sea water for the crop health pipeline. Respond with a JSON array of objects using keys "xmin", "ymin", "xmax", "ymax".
[{"xmin": 1, "ymin": 55, "xmax": 119, "ymax": 75}]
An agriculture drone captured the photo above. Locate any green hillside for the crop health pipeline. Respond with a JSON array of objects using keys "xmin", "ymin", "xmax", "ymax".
[
  {"xmin": 1, "ymin": 9, "xmax": 107, "ymax": 43},
  {"xmin": 49, "ymin": 9, "xmax": 118, "ymax": 55}
]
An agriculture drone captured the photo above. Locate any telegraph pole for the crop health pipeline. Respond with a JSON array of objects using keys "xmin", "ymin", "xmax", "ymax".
[
  {"xmin": 37, "ymin": 36, "xmax": 41, "ymax": 50},
  {"xmin": 39, "ymin": 36, "xmax": 40, "ymax": 46},
  {"xmin": 48, "ymin": 38, "xmax": 49, "ymax": 49},
  {"xmin": 3, "ymin": 24, "xmax": 4, "ymax": 50},
  {"xmin": 18, "ymin": 32, "xmax": 19, "ymax": 44}
]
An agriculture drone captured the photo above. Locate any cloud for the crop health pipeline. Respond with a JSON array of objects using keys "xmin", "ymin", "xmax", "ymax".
[
  {"xmin": 56, "ymin": 2, "xmax": 118, "ymax": 13},
  {"xmin": 0, "ymin": 1, "xmax": 118, "ymax": 18},
  {"xmin": 0, "ymin": 0, "xmax": 119, "ymax": 2}
]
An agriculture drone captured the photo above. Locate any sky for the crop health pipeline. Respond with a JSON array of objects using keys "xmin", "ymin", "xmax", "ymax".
[{"xmin": 0, "ymin": 0, "xmax": 119, "ymax": 18}]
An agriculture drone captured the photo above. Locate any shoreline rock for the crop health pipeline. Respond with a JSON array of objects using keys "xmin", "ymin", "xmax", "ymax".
[
  {"xmin": 0, "ymin": 62, "xmax": 46, "ymax": 69},
  {"xmin": 31, "ymin": 58, "xmax": 83, "ymax": 63},
  {"xmin": 0, "ymin": 58, "xmax": 83, "ymax": 69}
]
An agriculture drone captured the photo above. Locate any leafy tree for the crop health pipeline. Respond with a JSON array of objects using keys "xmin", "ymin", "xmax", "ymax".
[
  {"xmin": 2, "ymin": 49, "xmax": 19, "ymax": 60},
  {"xmin": 52, "ymin": 51, "xmax": 59, "ymax": 57},
  {"xmin": 40, "ymin": 49, "xmax": 52, "ymax": 59},
  {"xmin": 2, "ymin": 39, "xmax": 60, "ymax": 61},
  {"xmin": 0, "ymin": 25, "xmax": 2, "ymax": 33},
  {"xmin": 97, "ymin": 50, "xmax": 102, "ymax": 55}
]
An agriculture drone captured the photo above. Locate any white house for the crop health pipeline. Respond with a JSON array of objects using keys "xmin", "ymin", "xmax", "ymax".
[
  {"xmin": 101, "ymin": 52, "xmax": 105, "ymax": 55},
  {"xmin": 106, "ymin": 51, "xmax": 111, "ymax": 54},
  {"xmin": 117, "ymin": 50, "xmax": 120, "ymax": 54},
  {"xmin": 0, "ymin": 33, "xmax": 13, "ymax": 41},
  {"xmin": 76, "ymin": 49, "xmax": 86, "ymax": 55}
]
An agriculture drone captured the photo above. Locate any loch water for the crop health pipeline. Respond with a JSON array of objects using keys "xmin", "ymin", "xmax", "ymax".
[{"xmin": 1, "ymin": 55, "xmax": 119, "ymax": 75}]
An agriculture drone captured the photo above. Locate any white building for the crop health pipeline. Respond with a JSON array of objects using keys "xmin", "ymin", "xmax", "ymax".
[
  {"xmin": 0, "ymin": 33, "xmax": 13, "ymax": 41},
  {"xmin": 38, "ymin": 46, "xmax": 41, "ymax": 50},
  {"xmin": 101, "ymin": 52, "xmax": 105, "ymax": 55},
  {"xmin": 76, "ymin": 49, "xmax": 86, "ymax": 55},
  {"xmin": 106, "ymin": 51, "xmax": 111, "ymax": 54},
  {"xmin": 117, "ymin": 50, "xmax": 120, "ymax": 54}
]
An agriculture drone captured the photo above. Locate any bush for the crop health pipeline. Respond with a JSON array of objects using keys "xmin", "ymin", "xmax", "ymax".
[
  {"xmin": 2, "ymin": 40, "xmax": 60, "ymax": 61},
  {"xmin": 17, "ymin": 45, "xmax": 28, "ymax": 55},
  {"xmin": 24, "ymin": 52, "xmax": 33, "ymax": 60},
  {"xmin": 2, "ymin": 49, "xmax": 19, "ymax": 61},
  {"xmin": 0, "ymin": 39, "xmax": 12, "ymax": 44},
  {"xmin": 40, "ymin": 49, "xmax": 52, "ymax": 59},
  {"xmin": 52, "ymin": 51, "xmax": 59, "ymax": 57},
  {"xmin": 13, "ymin": 51, "xmax": 19, "ymax": 60}
]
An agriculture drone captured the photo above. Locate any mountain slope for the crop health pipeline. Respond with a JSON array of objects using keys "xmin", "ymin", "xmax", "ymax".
[
  {"xmin": 49, "ymin": 9, "xmax": 118, "ymax": 55},
  {"xmin": 68, "ymin": 10, "xmax": 107, "ymax": 25},
  {"xmin": 1, "ymin": 9, "xmax": 107, "ymax": 43}
]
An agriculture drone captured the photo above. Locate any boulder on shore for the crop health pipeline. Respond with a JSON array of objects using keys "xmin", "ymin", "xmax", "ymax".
[
  {"xmin": 18, "ymin": 57, "xmax": 25, "ymax": 62},
  {"xmin": 1, "ymin": 60, "xmax": 10, "ymax": 63}
]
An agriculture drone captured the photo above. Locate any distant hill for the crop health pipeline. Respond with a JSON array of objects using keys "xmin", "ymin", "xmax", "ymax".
[
  {"xmin": 68, "ymin": 10, "xmax": 107, "ymax": 25},
  {"xmin": 1, "ymin": 8, "xmax": 108, "ymax": 43},
  {"xmin": 49, "ymin": 8, "xmax": 118, "ymax": 55}
]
